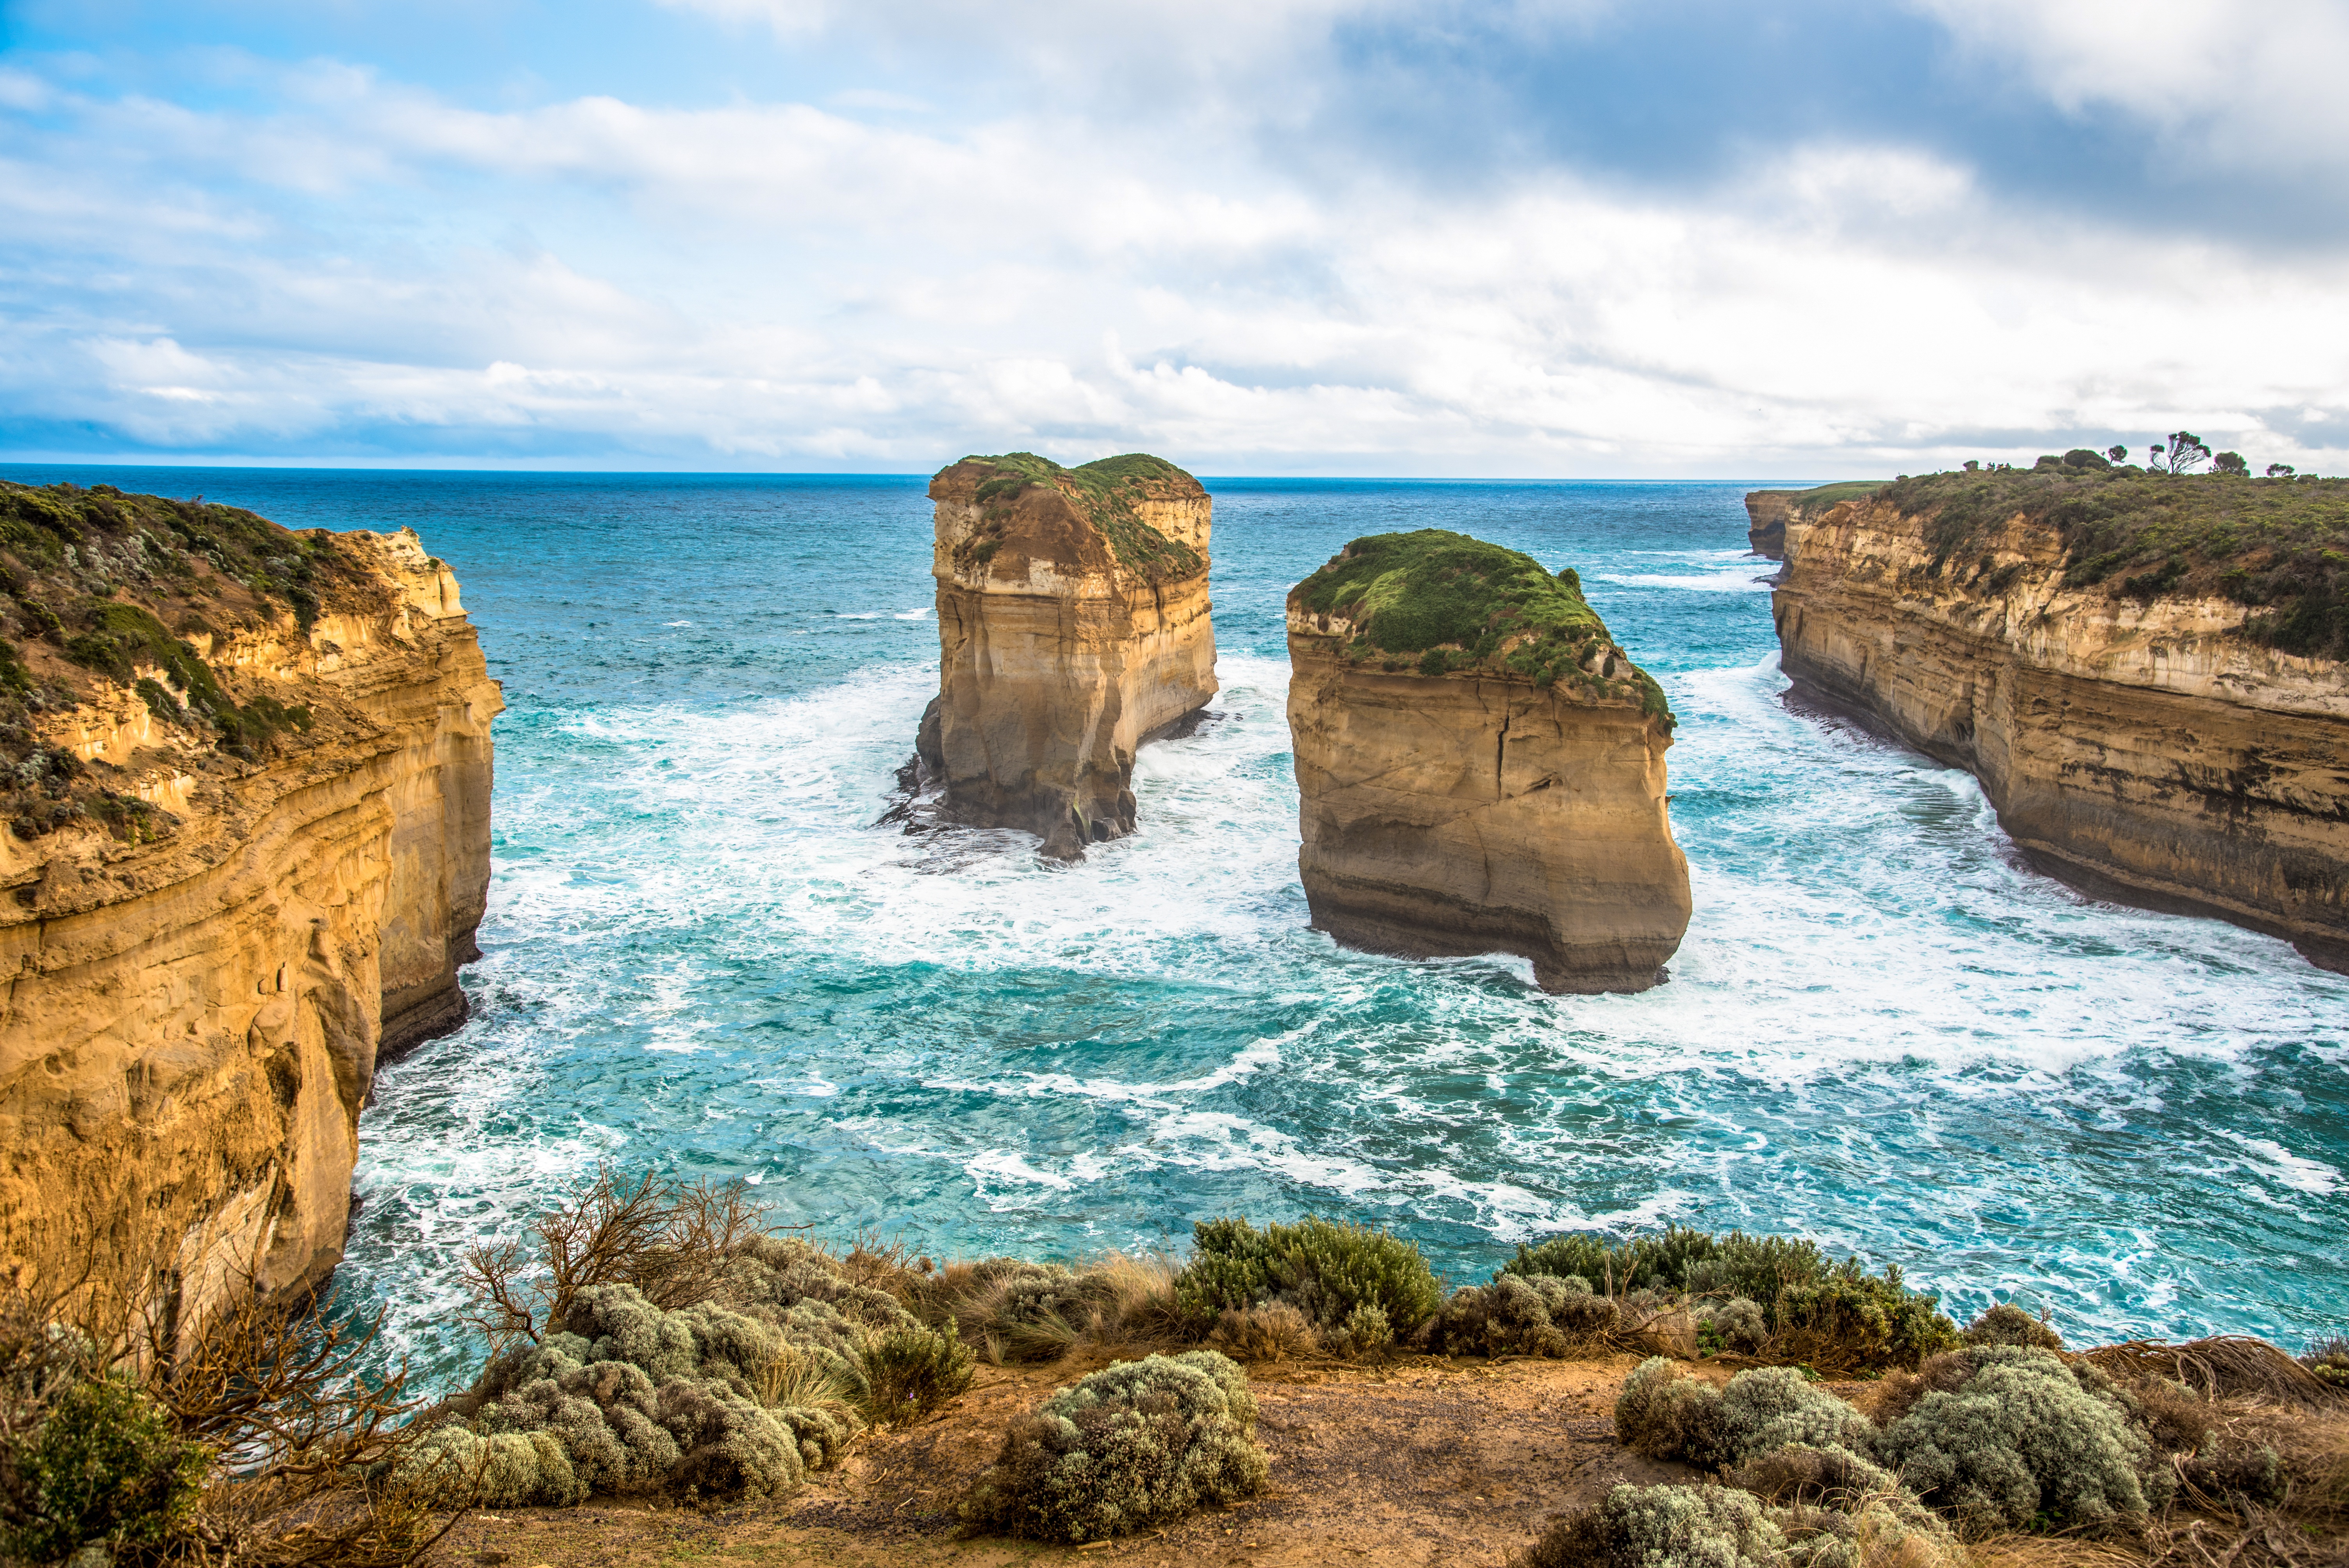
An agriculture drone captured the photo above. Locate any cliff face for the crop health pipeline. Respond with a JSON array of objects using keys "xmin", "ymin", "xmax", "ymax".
[
  {"xmin": 915, "ymin": 453, "xmax": 1216, "ymax": 861},
  {"xmin": 0, "ymin": 483, "xmax": 499, "ymax": 1331},
  {"xmin": 1285, "ymin": 531, "xmax": 1690, "ymax": 993},
  {"xmin": 1745, "ymin": 493, "xmax": 1794, "ymax": 559},
  {"xmin": 1745, "ymin": 482, "xmax": 1884, "ymax": 560},
  {"xmin": 1772, "ymin": 489, "xmax": 2349, "ymax": 971}
]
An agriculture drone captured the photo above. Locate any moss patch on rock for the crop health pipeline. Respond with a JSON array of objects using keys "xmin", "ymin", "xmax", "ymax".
[
  {"xmin": 1875, "ymin": 468, "xmax": 2349, "ymax": 658},
  {"xmin": 1288, "ymin": 528, "xmax": 1672, "ymax": 725},
  {"xmin": 945, "ymin": 452, "xmax": 1206, "ymax": 583}
]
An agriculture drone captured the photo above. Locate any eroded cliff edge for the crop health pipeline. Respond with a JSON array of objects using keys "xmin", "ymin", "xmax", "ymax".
[
  {"xmin": 1771, "ymin": 467, "xmax": 2349, "ymax": 971},
  {"xmin": 1744, "ymin": 481, "xmax": 1882, "ymax": 560},
  {"xmin": 0, "ymin": 481, "xmax": 499, "ymax": 1326},
  {"xmin": 1287, "ymin": 530, "xmax": 1691, "ymax": 993},
  {"xmin": 913, "ymin": 453, "xmax": 1215, "ymax": 861}
]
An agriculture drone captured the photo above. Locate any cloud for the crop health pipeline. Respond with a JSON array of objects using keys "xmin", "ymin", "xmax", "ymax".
[
  {"xmin": 1910, "ymin": 0, "xmax": 2349, "ymax": 181},
  {"xmin": 0, "ymin": 3, "xmax": 2345, "ymax": 472}
]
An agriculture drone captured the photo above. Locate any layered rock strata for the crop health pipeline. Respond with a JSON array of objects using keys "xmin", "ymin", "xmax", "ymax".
[
  {"xmin": 1771, "ymin": 483, "xmax": 2349, "ymax": 971},
  {"xmin": 1286, "ymin": 530, "xmax": 1690, "ymax": 993},
  {"xmin": 1745, "ymin": 481, "xmax": 1883, "ymax": 560},
  {"xmin": 914, "ymin": 453, "xmax": 1216, "ymax": 861},
  {"xmin": 0, "ymin": 483, "xmax": 499, "ymax": 1331}
]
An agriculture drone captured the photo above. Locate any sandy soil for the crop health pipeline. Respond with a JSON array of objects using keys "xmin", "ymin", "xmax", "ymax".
[{"xmin": 427, "ymin": 1351, "xmax": 1706, "ymax": 1568}]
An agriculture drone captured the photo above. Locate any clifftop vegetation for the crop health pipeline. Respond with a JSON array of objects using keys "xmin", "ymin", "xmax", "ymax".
[
  {"xmin": 1750, "ymin": 480, "xmax": 1883, "ymax": 512},
  {"xmin": 1289, "ymin": 528, "xmax": 1673, "ymax": 726},
  {"xmin": 1875, "ymin": 466, "xmax": 2349, "ymax": 658},
  {"xmin": 946, "ymin": 452, "xmax": 1206, "ymax": 583},
  {"xmin": 0, "ymin": 481, "xmax": 400, "ymax": 846}
]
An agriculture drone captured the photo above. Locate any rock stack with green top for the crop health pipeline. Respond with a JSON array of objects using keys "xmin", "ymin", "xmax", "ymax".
[
  {"xmin": 914, "ymin": 453, "xmax": 1216, "ymax": 861},
  {"xmin": 1285, "ymin": 529, "xmax": 1691, "ymax": 993}
]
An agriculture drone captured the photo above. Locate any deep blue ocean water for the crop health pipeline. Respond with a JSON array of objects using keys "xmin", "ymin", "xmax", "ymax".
[{"xmin": 7, "ymin": 465, "xmax": 2345, "ymax": 1385}]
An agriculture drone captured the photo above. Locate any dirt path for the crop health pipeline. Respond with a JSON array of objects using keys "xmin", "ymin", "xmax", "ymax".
[{"xmin": 428, "ymin": 1352, "xmax": 1697, "ymax": 1568}]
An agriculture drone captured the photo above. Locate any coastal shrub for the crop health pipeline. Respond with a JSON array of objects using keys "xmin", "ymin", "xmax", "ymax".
[
  {"xmin": 1173, "ymin": 1217, "xmax": 1441, "ymax": 1354},
  {"xmin": 400, "ymin": 1426, "xmax": 586, "ymax": 1508},
  {"xmin": 0, "ymin": 1374, "xmax": 208, "ymax": 1562},
  {"xmin": 424, "ymin": 1285, "xmax": 827, "ymax": 1506},
  {"xmin": 1522, "ymin": 1483, "xmax": 1786, "ymax": 1568},
  {"xmin": 960, "ymin": 1351, "xmax": 1267, "ymax": 1542},
  {"xmin": 857, "ymin": 1322, "xmax": 974, "ymax": 1423},
  {"xmin": 1424, "ymin": 1273, "xmax": 1619, "ymax": 1358},
  {"xmin": 1868, "ymin": 1345, "xmax": 2161, "ymax": 1534},
  {"xmin": 1699, "ymin": 1298, "xmax": 1770, "ymax": 1357},
  {"xmin": 1961, "ymin": 1303, "xmax": 2061, "ymax": 1352},
  {"xmin": 1731, "ymin": 1442, "xmax": 1903, "ymax": 1512},
  {"xmin": 1616, "ymin": 1361, "xmax": 1869, "ymax": 1471},
  {"xmin": 1508, "ymin": 1229, "xmax": 1957, "ymax": 1370}
]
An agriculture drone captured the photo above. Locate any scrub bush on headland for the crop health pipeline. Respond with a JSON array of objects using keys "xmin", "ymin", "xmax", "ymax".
[
  {"xmin": 959, "ymin": 1351, "xmax": 1268, "ymax": 1542},
  {"xmin": 1173, "ymin": 1216, "xmax": 1442, "ymax": 1357},
  {"xmin": 1501, "ymin": 1226, "xmax": 1958, "ymax": 1371}
]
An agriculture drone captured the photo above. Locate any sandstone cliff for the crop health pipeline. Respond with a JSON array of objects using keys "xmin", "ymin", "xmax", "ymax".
[
  {"xmin": 0, "ymin": 481, "xmax": 499, "ymax": 1331},
  {"xmin": 1744, "ymin": 481, "xmax": 1882, "ymax": 559},
  {"xmin": 1770, "ymin": 468, "xmax": 2349, "ymax": 971},
  {"xmin": 913, "ymin": 453, "xmax": 1216, "ymax": 861},
  {"xmin": 1286, "ymin": 530, "xmax": 1690, "ymax": 993}
]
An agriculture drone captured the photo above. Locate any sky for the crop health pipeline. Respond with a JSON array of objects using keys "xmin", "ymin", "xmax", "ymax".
[{"xmin": 2, "ymin": 0, "xmax": 2345, "ymax": 476}]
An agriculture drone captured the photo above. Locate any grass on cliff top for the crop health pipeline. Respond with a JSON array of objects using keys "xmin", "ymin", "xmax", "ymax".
[
  {"xmin": 1290, "ymin": 528, "xmax": 1672, "ymax": 725},
  {"xmin": 947, "ymin": 451, "xmax": 1205, "ymax": 583},
  {"xmin": 1750, "ymin": 480, "xmax": 1884, "ymax": 510},
  {"xmin": 0, "ymin": 481, "xmax": 351, "ymax": 842},
  {"xmin": 1880, "ymin": 467, "xmax": 2349, "ymax": 658}
]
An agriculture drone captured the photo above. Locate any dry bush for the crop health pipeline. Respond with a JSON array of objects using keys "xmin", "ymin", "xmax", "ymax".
[
  {"xmin": 1206, "ymin": 1303, "xmax": 1319, "ymax": 1363},
  {"xmin": 459, "ymin": 1167, "xmax": 769, "ymax": 1350},
  {"xmin": 899, "ymin": 1251, "xmax": 1182, "ymax": 1366},
  {"xmin": 2082, "ymin": 1338, "xmax": 2344, "ymax": 1411}
]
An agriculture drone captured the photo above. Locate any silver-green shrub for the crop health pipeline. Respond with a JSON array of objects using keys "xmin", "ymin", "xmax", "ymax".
[
  {"xmin": 1426, "ymin": 1274, "xmax": 1618, "ymax": 1358},
  {"xmin": 410, "ymin": 1272, "xmax": 890, "ymax": 1508},
  {"xmin": 1700, "ymin": 1297, "xmax": 1769, "ymax": 1356},
  {"xmin": 960, "ymin": 1350, "xmax": 1267, "ymax": 1542},
  {"xmin": 1868, "ymin": 1345, "xmax": 2160, "ymax": 1533},
  {"xmin": 1524, "ymin": 1482, "xmax": 1788, "ymax": 1568},
  {"xmin": 1616, "ymin": 1360, "xmax": 1866, "ymax": 1471}
]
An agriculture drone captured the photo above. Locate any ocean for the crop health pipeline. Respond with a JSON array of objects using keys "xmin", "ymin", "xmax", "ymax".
[{"xmin": 7, "ymin": 465, "xmax": 2343, "ymax": 1386}]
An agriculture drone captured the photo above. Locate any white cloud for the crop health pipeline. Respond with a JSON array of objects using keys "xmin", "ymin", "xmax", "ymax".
[
  {"xmin": 0, "ymin": 27, "xmax": 2345, "ymax": 473},
  {"xmin": 1909, "ymin": 0, "xmax": 2349, "ymax": 180}
]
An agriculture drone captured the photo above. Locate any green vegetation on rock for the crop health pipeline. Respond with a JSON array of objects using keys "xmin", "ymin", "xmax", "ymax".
[
  {"xmin": 948, "ymin": 451, "xmax": 1205, "ymax": 582},
  {"xmin": 0, "ymin": 480, "xmax": 372, "ymax": 845},
  {"xmin": 1876, "ymin": 467, "xmax": 2349, "ymax": 658},
  {"xmin": 1289, "ymin": 528, "xmax": 1673, "ymax": 725},
  {"xmin": 1752, "ymin": 481, "xmax": 1886, "ymax": 512}
]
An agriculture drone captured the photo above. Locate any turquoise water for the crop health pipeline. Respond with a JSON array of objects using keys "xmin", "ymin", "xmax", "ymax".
[{"xmin": 8, "ymin": 466, "xmax": 2345, "ymax": 1384}]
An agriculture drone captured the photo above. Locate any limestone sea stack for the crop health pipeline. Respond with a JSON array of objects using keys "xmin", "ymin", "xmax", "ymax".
[
  {"xmin": 914, "ymin": 453, "xmax": 1216, "ymax": 860},
  {"xmin": 0, "ymin": 482, "xmax": 499, "ymax": 1329},
  {"xmin": 1743, "ymin": 481, "xmax": 1883, "ymax": 560},
  {"xmin": 1771, "ymin": 465, "xmax": 2349, "ymax": 972},
  {"xmin": 1286, "ymin": 529, "xmax": 1691, "ymax": 992}
]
